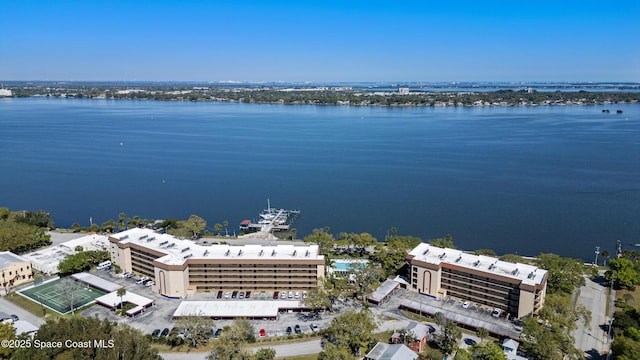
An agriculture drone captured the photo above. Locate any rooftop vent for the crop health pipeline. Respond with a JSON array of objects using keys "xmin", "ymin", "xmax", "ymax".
[
  {"xmin": 238, "ymin": 250, "xmax": 243, "ymax": 256},
  {"xmin": 159, "ymin": 240, "xmax": 169, "ymax": 246},
  {"xmin": 293, "ymin": 250, "xmax": 297, "ymax": 257},
  {"xmin": 512, "ymin": 268, "xmax": 519, "ymax": 276},
  {"xmin": 488, "ymin": 261, "xmax": 498, "ymax": 270},
  {"xmin": 139, "ymin": 235, "xmax": 148, "ymax": 240},
  {"xmin": 167, "ymin": 243, "xmax": 175, "ymax": 248},
  {"xmin": 181, "ymin": 247, "xmax": 190, "ymax": 253},
  {"xmin": 272, "ymin": 250, "xmax": 277, "ymax": 257},
  {"xmin": 225, "ymin": 250, "xmax": 230, "ymax": 257},
  {"xmin": 438, "ymin": 253, "xmax": 447, "ymax": 260},
  {"xmin": 473, "ymin": 260, "xmax": 481, "ymax": 267},
  {"xmin": 148, "ymin": 236, "xmax": 155, "ymax": 241},
  {"xmin": 203, "ymin": 250, "xmax": 209, "ymax": 257},
  {"xmin": 305, "ymin": 250, "xmax": 310, "ymax": 257},
  {"xmin": 423, "ymin": 249, "xmax": 430, "ymax": 255},
  {"xmin": 120, "ymin": 235, "xmax": 129, "ymax": 240},
  {"xmin": 528, "ymin": 269, "xmax": 537, "ymax": 279},
  {"xmin": 259, "ymin": 250, "xmax": 264, "ymax": 256},
  {"xmin": 183, "ymin": 254, "xmax": 193, "ymax": 259},
  {"xmin": 455, "ymin": 255, "xmax": 462, "ymax": 263}
]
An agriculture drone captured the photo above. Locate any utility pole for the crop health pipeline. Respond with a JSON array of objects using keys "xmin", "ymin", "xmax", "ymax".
[{"xmin": 594, "ymin": 246, "xmax": 600, "ymax": 266}]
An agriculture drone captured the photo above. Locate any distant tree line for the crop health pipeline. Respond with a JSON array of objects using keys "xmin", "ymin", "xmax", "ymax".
[{"xmin": 0, "ymin": 207, "xmax": 52, "ymax": 254}]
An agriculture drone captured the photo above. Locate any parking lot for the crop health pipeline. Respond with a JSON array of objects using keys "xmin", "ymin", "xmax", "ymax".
[{"xmin": 85, "ymin": 269, "xmax": 341, "ymax": 338}]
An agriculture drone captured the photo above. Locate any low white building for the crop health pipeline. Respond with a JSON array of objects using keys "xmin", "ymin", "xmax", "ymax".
[{"xmin": 22, "ymin": 234, "xmax": 109, "ymax": 275}]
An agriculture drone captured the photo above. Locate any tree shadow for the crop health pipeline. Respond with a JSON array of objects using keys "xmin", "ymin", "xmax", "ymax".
[{"xmin": 585, "ymin": 348, "xmax": 603, "ymax": 360}]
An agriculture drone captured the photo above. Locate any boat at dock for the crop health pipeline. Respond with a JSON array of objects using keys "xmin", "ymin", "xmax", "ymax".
[{"xmin": 239, "ymin": 200, "xmax": 300, "ymax": 234}]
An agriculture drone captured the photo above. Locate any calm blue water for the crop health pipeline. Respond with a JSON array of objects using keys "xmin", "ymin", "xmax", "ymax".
[{"xmin": 1, "ymin": 98, "xmax": 638, "ymax": 261}]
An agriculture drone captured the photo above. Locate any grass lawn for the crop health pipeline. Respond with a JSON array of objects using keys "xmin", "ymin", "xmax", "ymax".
[{"xmin": 615, "ymin": 286, "xmax": 640, "ymax": 309}]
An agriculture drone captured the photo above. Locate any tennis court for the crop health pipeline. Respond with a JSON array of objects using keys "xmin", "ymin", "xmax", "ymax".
[{"xmin": 19, "ymin": 277, "xmax": 107, "ymax": 314}]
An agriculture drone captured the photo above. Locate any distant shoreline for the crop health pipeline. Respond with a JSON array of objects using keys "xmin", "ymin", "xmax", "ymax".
[{"xmin": 1, "ymin": 83, "xmax": 639, "ymax": 108}]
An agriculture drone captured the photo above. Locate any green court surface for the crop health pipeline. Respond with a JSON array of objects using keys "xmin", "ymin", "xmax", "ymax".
[{"xmin": 19, "ymin": 277, "xmax": 107, "ymax": 314}]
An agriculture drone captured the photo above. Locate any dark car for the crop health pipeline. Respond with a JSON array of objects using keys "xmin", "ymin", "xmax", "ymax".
[
  {"xmin": 273, "ymin": 291, "xmax": 279, "ymax": 299},
  {"xmin": 217, "ymin": 291, "xmax": 223, "ymax": 299},
  {"xmin": 294, "ymin": 324, "xmax": 301, "ymax": 334},
  {"xmin": 10, "ymin": 314, "xmax": 19, "ymax": 321},
  {"xmin": 161, "ymin": 328, "xmax": 169, "ymax": 337},
  {"xmin": 214, "ymin": 328, "xmax": 222, "ymax": 339},
  {"xmin": 245, "ymin": 291, "xmax": 251, "ymax": 299},
  {"xmin": 232, "ymin": 291, "xmax": 238, "ymax": 299},
  {"xmin": 286, "ymin": 326, "xmax": 292, "ymax": 335},
  {"xmin": 152, "ymin": 329, "xmax": 161, "ymax": 336}
]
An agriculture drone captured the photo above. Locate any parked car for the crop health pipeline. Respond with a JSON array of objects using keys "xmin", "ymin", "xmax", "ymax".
[
  {"xmin": 302, "ymin": 291, "xmax": 308, "ymax": 299},
  {"xmin": 273, "ymin": 291, "xmax": 279, "ymax": 299},
  {"xmin": 280, "ymin": 292, "xmax": 287, "ymax": 299},
  {"xmin": 136, "ymin": 277, "xmax": 148, "ymax": 285},
  {"xmin": 259, "ymin": 328, "xmax": 266, "ymax": 337},
  {"xmin": 217, "ymin": 291, "xmax": 223, "ymax": 299},
  {"xmin": 161, "ymin": 328, "xmax": 170, "ymax": 337},
  {"xmin": 238, "ymin": 291, "xmax": 244, "ymax": 299},
  {"xmin": 10, "ymin": 314, "xmax": 19, "ymax": 321},
  {"xmin": 294, "ymin": 291, "xmax": 300, "ymax": 299},
  {"xmin": 294, "ymin": 324, "xmax": 301, "ymax": 334},
  {"xmin": 145, "ymin": 280, "xmax": 155, "ymax": 287},
  {"xmin": 245, "ymin": 291, "xmax": 251, "ymax": 299},
  {"xmin": 213, "ymin": 328, "xmax": 222, "ymax": 339},
  {"xmin": 152, "ymin": 329, "xmax": 161, "ymax": 336},
  {"xmin": 286, "ymin": 326, "xmax": 292, "ymax": 335},
  {"xmin": 462, "ymin": 301, "xmax": 470, "ymax": 309},
  {"xmin": 492, "ymin": 308, "xmax": 502, "ymax": 318},
  {"xmin": 288, "ymin": 291, "xmax": 293, "ymax": 299},
  {"xmin": 310, "ymin": 323, "xmax": 319, "ymax": 332},
  {"xmin": 224, "ymin": 292, "xmax": 231, "ymax": 299},
  {"xmin": 232, "ymin": 291, "xmax": 238, "ymax": 299}
]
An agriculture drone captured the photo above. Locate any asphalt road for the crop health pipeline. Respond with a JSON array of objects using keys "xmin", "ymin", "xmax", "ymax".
[
  {"xmin": 571, "ymin": 273, "xmax": 612, "ymax": 360},
  {"xmin": 0, "ymin": 296, "xmax": 45, "ymax": 328}
]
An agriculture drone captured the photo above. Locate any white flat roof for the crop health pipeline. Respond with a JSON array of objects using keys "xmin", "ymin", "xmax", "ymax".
[
  {"xmin": 60, "ymin": 234, "xmax": 109, "ymax": 252},
  {"xmin": 408, "ymin": 243, "xmax": 547, "ymax": 286},
  {"xmin": 173, "ymin": 300, "xmax": 306, "ymax": 318},
  {"xmin": 22, "ymin": 234, "xmax": 108, "ymax": 274},
  {"xmin": 0, "ymin": 251, "xmax": 29, "ymax": 269},
  {"xmin": 95, "ymin": 291, "xmax": 154, "ymax": 309},
  {"xmin": 71, "ymin": 272, "xmax": 123, "ymax": 292},
  {"xmin": 111, "ymin": 228, "xmax": 324, "ymax": 266}
]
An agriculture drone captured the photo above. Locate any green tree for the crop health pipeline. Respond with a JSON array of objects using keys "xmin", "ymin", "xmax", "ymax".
[
  {"xmin": 611, "ymin": 335, "xmax": 640, "ymax": 360},
  {"xmin": 175, "ymin": 314, "xmax": 215, "ymax": 348},
  {"xmin": 607, "ymin": 258, "xmax": 640, "ymax": 290},
  {"xmin": 318, "ymin": 342, "xmax": 354, "ymax": 360},
  {"xmin": 441, "ymin": 320, "xmax": 462, "ymax": 355},
  {"xmin": 476, "ymin": 327, "xmax": 489, "ymax": 341},
  {"xmin": 208, "ymin": 318, "xmax": 254, "ymax": 360},
  {"xmin": 184, "ymin": 214, "xmax": 206, "ymax": 239},
  {"xmin": 469, "ymin": 341, "xmax": 507, "ymax": 360},
  {"xmin": 303, "ymin": 229, "xmax": 336, "ymax": 256},
  {"xmin": 0, "ymin": 322, "xmax": 16, "ymax": 358},
  {"xmin": 254, "ymin": 348, "xmax": 276, "ymax": 360},
  {"xmin": 214, "ymin": 223, "xmax": 223, "ymax": 236},
  {"xmin": 535, "ymin": 253, "xmax": 586, "ymax": 295},
  {"xmin": 12, "ymin": 316, "xmax": 161, "ymax": 360},
  {"xmin": 429, "ymin": 234, "xmax": 455, "ymax": 249},
  {"xmin": 519, "ymin": 317, "xmax": 581, "ymax": 360},
  {"xmin": 117, "ymin": 287, "xmax": 127, "ymax": 310},
  {"xmin": 320, "ymin": 309, "xmax": 377, "ymax": 356}
]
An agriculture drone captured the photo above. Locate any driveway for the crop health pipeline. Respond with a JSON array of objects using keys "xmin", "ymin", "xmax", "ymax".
[{"xmin": 571, "ymin": 273, "xmax": 612, "ymax": 360}]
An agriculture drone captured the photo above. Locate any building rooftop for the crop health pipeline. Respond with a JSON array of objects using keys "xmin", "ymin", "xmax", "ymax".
[
  {"xmin": 173, "ymin": 300, "xmax": 307, "ymax": 318},
  {"xmin": 364, "ymin": 342, "xmax": 418, "ymax": 360},
  {"xmin": 408, "ymin": 243, "xmax": 547, "ymax": 286},
  {"xmin": 0, "ymin": 251, "xmax": 29, "ymax": 269},
  {"xmin": 110, "ymin": 228, "xmax": 324, "ymax": 266}
]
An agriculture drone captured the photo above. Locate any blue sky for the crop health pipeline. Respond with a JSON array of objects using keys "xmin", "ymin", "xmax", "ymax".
[{"xmin": 1, "ymin": 0, "xmax": 638, "ymax": 82}]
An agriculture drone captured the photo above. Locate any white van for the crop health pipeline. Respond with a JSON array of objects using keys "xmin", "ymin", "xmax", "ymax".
[{"xmin": 97, "ymin": 260, "xmax": 112, "ymax": 270}]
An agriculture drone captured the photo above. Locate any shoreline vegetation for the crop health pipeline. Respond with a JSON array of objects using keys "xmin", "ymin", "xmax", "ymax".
[{"xmin": 1, "ymin": 81, "xmax": 639, "ymax": 107}]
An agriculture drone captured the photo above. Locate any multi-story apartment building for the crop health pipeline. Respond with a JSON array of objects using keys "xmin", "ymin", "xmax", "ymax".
[
  {"xmin": 108, "ymin": 228, "xmax": 324, "ymax": 298},
  {"xmin": 407, "ymin": 243, "xmax": 547, "ymax": 319}
]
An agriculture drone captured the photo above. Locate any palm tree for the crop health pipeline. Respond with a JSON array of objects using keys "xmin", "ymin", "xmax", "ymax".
[
  {"xmin": 117, "ymin": 287, "xmax": 126, "ymax": 311},
  {"xmin": 602, "ymin": 250, "xmax": 610, "ymax": 267},
  {"xmin": 476, "ymin": 327, "xmax": 489, "ymax": 341},
  {"xmin": 223, "ymin": 220, "xmax": 229, "ymax": 236},
  {"xmin": 214, "ymin": 223, "xmax": 223, "ymax": 236}
]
